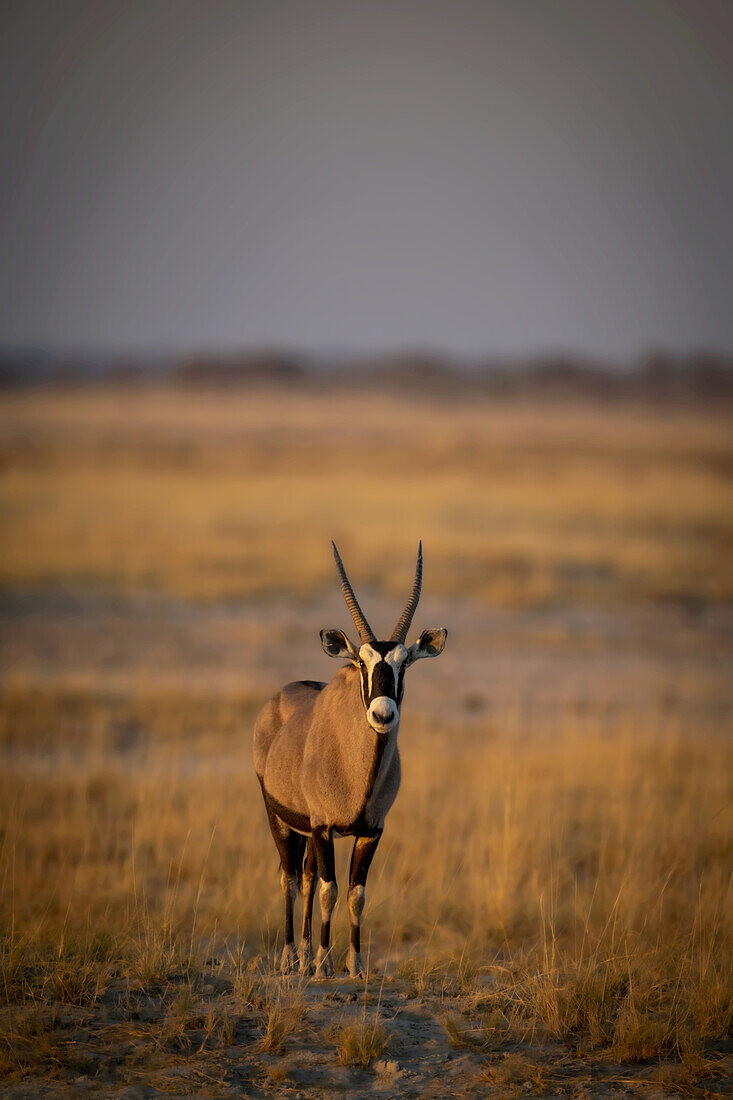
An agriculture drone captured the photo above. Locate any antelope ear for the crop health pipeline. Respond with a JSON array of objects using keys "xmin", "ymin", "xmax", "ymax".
[
  {"xmin": 406, "ymin": 627, "xmax": 447, "ymax": 664},
  {"xmin": 320, "ymin": 628, "xmax": 359, "ymax": 661}
]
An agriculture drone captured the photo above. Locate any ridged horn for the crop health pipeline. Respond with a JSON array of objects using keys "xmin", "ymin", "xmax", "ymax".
[
  {"xmin": 390, "ymin": 542, "xmax": 423, "ymax": 643},
  {"xmin": 331, "ymin": 541, "xmax": 376, "ymax": 644}
]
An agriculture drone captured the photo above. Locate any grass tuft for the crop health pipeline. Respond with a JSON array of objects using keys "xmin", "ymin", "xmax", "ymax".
[
  {"xmin": 440, "ymin": 1011, "xmax": 485, "ymax": 1049},
  {"xmin": 258, "ymin": 983, "xmax": 308, "ymax": 1054},
  {"xmin": 335, "ymin": 1018, "xmax": 389, "ymax": 1068},
  {"xmin": 482, "ymin": 1052, "xmax": 548, "ymax": 1093}
]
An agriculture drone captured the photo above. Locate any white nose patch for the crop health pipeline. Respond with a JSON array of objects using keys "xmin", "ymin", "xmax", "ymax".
[{"xmin": 367, "ymin": 696, "xmax": 398, "ymax": 731}]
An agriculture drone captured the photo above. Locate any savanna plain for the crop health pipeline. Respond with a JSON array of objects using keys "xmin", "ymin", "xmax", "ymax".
[{"xmin": 0, "ymin": 382, "xmax": 731, "ymax": 1098}]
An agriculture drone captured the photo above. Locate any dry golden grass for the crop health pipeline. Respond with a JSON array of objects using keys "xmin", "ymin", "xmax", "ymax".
[
  {"xmin": 1, "ymin": 687, "xmax": 730, "ymax": 1067},
  {"xmin": 258, "ymin": 982, "xmax": 308, "ymax": 1054},
  {"xmin": 481, "ymin": 1051, "xmax": 548, "ymax": 1092},
  {"xmin": 0, "ymin": 384, "xmax": 731, "ymax": 1093},
  {"xmin": 440, "ymin": 1010, "xmax": 486, "ymax": 1049},
  {"xmin": 335, "ymin": 1017, "xmax": 388, "ymax": 1068},
  {"xmin": 0, "ymin": 386, "xmax": 730, "ymax": 604}
]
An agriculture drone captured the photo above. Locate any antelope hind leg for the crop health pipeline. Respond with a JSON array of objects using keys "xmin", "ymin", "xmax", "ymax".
[
  {"xmin": 298, "ymin": 836, "xmax": 317, "ymax": 974},
  {"xmin": 262, "ymin": 794, "xmax": 303, "ymax": 977}
]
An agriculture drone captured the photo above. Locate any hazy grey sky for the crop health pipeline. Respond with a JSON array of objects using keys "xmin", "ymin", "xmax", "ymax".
[{"xmin": 1, "ymin": 0, "xmax": 732, "ymax": 358}]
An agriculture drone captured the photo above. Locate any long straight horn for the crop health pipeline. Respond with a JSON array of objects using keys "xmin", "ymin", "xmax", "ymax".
[
  {"xmin": 391, "ymin": 541, "xmax": 423, "ymax": 643},
  {"xmin": 331, "ymin": 541, "xmax": 376, "ymax": 644}
]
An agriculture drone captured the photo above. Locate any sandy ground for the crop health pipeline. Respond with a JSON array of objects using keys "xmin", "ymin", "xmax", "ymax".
[{"xmin": 3, "ymin": 966, "xmax": 732, "ymax": 1100}]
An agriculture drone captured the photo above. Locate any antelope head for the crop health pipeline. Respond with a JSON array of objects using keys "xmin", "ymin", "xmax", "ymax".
[{"xmin": 321, "ymin": 542, "xmax": 447, "ymax": 735}]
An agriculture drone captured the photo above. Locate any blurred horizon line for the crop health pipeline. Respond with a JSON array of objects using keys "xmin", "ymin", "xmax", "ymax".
[{"xmin": 2, "ymin": 342, "xmax": 732, "ymax": 401}]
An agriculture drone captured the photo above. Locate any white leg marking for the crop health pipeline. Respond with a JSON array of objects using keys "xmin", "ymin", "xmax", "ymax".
[
  {"xmin": 346, "ymin": 945, "xmax": 366, "ymax": 978},
  {"xmin": 315, "ymin": 880, "xmax": 337, "ymax": 978},
  {"xmin": 301, "ymin": 868, "xmax": 315, "ymax": 915},
  {"xmin": 280, "ymin": 870, "xmax": 297, "ymax": 904},
  {"xmin": 298, "ymin": 938, "xmax": 313, "ymax": 974},
  {"xmin": 299, "ymin": 869, "xmax": 315, "ymax": 974},
  {"xmin": 280, "ymin": 871, "xmax": 298, "ymax": 974},
  {"xmin": 348, "ymin": 884, "xmax": 365, "ymax": 925},
  {"xmin": 318, "ymin": 879, "xmax": 337, "ymax": 922},
  {"xmin": 347, "ymin": 884, "xmax": 366, "ymax": 978},
  {"xmin": 315, "ymin": 944, "xmax": 334, "ymax": 978},
  {"xmin": 301, "ymin": 869, "xmax": 315, "ymax": 921},
  {"xmin": 281, "ymin": 943, "xmax": 298, "ymax": 975}
]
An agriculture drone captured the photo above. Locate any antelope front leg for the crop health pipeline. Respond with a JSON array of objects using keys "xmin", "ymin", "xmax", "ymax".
[
  {"xmin": 312, "ymin": 826, "xmax": 337, "ymax": 978},
  {"xmin": 347, "ymin": 832, "xmax": 382, "ymax": 978}
]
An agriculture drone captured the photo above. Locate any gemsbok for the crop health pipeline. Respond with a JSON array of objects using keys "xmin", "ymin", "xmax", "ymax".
[{"xmin": 253, "ymin": 542, "xmax": 447, "ymax": 977}]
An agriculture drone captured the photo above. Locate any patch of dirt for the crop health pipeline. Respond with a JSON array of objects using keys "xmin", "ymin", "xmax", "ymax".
[{"xmin": 1, "ymin": 969, "xmax": 730, "ymax": 1099}]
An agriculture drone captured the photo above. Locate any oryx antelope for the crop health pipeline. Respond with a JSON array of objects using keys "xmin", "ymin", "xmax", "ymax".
[{"xmin": 253, "ymin": 542, "xmax": 447, "ymax": 978}]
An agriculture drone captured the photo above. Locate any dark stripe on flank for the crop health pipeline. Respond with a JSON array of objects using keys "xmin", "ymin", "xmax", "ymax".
[{"xmin": 260, "ymin": 780, "xmax": 313, "ymax": 835}]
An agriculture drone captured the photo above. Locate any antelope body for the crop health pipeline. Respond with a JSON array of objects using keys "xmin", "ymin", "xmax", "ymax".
[{"xmin": 253, "ymin": 542, "xmax": 447, "ymax": 977}]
